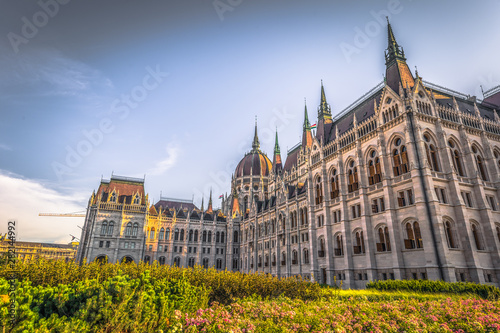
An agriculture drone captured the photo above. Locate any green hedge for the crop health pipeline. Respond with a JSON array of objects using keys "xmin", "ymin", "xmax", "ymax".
[{"xmin": 366, "ymin": 279, "xmax": 500, "ymax": 300}]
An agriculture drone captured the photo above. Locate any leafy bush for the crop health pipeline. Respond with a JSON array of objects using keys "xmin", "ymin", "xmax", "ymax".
[
  {"xmin": 0, "ymin": 259, "xmax": 324, "ymax": 305},
  {"xmin": 367, "ymin": 279, "xmax": 500, "ymax": 300},
  {"xmin": 0, "ymin": 271, "xmax": 209, "ymax": 332}
]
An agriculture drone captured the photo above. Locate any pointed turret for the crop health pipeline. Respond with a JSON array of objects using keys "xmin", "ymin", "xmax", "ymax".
[
  {"xmin": 272, "ymin": 129, "xmax": 283, "ymax": 174},
  {"xmin": 251, "ymin": 117, "xmax": 260, "ymax": 152},
  {"xmin": 316, "ymin": 82, "xmax": 333, "ymax": 144},
  {"xmin": 201, "ymin": 197, "xmax": 204, "ymax": 212},
  {"xmin": 302, "ymin": 102, "xmax": 313, "ymax": 148},
  {"xmin": 231, "ymin": 187, "xmax": 241, "ymax": 217},
  {"xmin": 384, "ymin": 18, "xmax": 414, "ymax": 94},
  {"xmin": 207, "ymin": 188, "xmax": 213, "ymax": 214}
]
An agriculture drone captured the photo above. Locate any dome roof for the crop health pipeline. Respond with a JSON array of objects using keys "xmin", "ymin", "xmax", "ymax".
[
  {"xmin": 235, "ymin": 120, "xmax": 272, "ymax": 178},
  {"xmin": 235, "ymin": 151, "xmax": 272, "ymax": 178}
]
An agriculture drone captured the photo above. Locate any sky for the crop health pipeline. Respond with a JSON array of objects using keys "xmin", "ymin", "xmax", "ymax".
[{"xmin": 1, "ymin": 0, "xmax": 499, "ymax": 243}]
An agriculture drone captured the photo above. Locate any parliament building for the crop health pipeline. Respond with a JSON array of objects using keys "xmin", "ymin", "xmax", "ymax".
[{"xmin": 77, "ymin": 21, "xmax": 500, "ymax": 288}]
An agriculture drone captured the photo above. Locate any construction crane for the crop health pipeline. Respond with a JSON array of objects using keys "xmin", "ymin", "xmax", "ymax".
[{"xmin": 39, "ymin": 211, "xmax": 86, "ymax": 217}]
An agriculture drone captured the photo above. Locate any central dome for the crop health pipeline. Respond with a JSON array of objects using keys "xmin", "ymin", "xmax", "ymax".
[
  {"xmin": 235, "ymin": 151, "xmax": 272, "ymax": 178},
  {"xmin": 234, "ymin": 121, "xmax": 272, "ymax": 178}
]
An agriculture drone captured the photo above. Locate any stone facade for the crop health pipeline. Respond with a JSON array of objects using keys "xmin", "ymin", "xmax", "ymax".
[{"xmin": 77, "ymin": 21, "xmax": 500, "ymax": 288}]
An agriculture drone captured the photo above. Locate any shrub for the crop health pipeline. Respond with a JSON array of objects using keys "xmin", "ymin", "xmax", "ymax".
[{"xmin": 366, "ymin": 279, "xmax": 500, "ymax": 300}]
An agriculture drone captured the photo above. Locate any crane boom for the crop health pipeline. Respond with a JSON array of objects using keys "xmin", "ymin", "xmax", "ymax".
[{"xmin": 39, "ymin": 213, "xmax": 86, "ymax": 217}]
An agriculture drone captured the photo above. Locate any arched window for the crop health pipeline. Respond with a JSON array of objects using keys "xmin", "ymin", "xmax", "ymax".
[
  {"xmin": 174, "ymin": 228, "xmax": 179, "ymax": 241},
  {"xmin": 393, "ymin": 138, "xmax": 409, "ymax": 176},
  {"xmin": 496, "ymin": 225, "xmax": 500, "ymax": 243},
  {"xmin": 202, "ymin": 258, "xmax": 209, "ymax": 269},
  {"xmin": 444, "ymin": 221, "xmax": 457, "ymax": 249},
  {"xmin": 203, "ymin": 230, "xmax": 207, "ymax": 242},
  {"xmin": 303, "ymin": 248, "xmax": 309, "ymax": 264},
  {"xmin": 472, "ymin": 146, "xmax": 488, "ymax": 181},
  {"xmin": 272, "ymin": 253, "xmax": 276, "ymax": 266},
  {"xmin": 347, "ymin": 161, "xmax": 359, "ymax": 192},
  {"xmin": 173, "ymin": 257, "xmax": 181, "ymax": 267},
  {"xmin": 125, "ymin": 222, "xmax": 132, "ymax": 236},
  {"xmin": 233, "ymin": 230, "xmax": 238, "ymax": 242},
  {"xmin": 109, "ymin": 191, "xmax": 117, "ymax": 202},
  {"xmin": 132, "ymin": 223, "xmax": 138, "ymax": 237},
  {"xmin": 303, "ymin": 208, "xmax": 308, "ymax": 225},
  {"xmin": 265, "ymin": 254, "xmax": 269, "ymax": 267},
  {"xmin": 367, "ymin": 150, "xmax": 382, "ymax": 185},
  {"xmin": 165, "ymin": 228, "xmax": 170, "ymax": 240},
  {"xmin": 221, "ymin": 232, "xmax": 225, "ymax": 243},
  {"xmin": 258, "ymin": 255, "xmax": 262, "ymax": 267},
  {"xmin": 189, "ymin": 229, "xmax": 193, "ymax": 242},
  {"xmin": 194, "ymin": 230, "xmax": 198, "ymax": 242},
  {"xmin": 216, "ymin": 258, "xmax": 223, "ymax": 269},
  {"xmin": 150, "ymin": 227, "xmax": 155, "ymax": 240},
  {"xmin": 133, "ymin": 194, "xmax": 140, "ymax": 205},
  {"xmin": 292, "ymin": 250, "xmax": 298, "ymax": 265},
  {"xmin": 448, "ymin": 140, "xmax": 465, "ymax": 176},
  {"xmin": 144, "ymin": 255, "xmax": 151, "ymax": 264},
  {"xmin": 471, "ymin": 223, "xmax": 484, "ymax": 250},
  {"xmin": 101, "ymin": 221, "xmax": 107, "ymax": 236},
  {"xmin": 281, "ymin": 252, "xmax": 286, "ymax": 265},
  {"xmin": 208, "ymin": 231, "xmax": 212, "ymax": 243},
  {"xmin": 272, "ymin": 219, "xmax": 276, "ymax": 233},
  {"xmin": 107, "ymin": 221, "xmax": 114, "ymax": 235},
  {"xmin": 335, "ymin": 234, "xmax": 343, "ymax": 256},
  {"xmin": 159, "ymin": 227, "xmax": 165, "ymax": 240},
  {"xmin": 180, "ymin": 229, "xmax": 185, "ymax": 241},
  {"xmin": 423, "ymin": 134, "xmax": 439, "ymax": 172},
  {"xmin": 330, "ymin": 169, "xmax": 340, "ymax": 199},
  {"xmin": 188, "ymin": 257, "xmax": 195, "ymax": 268},
  {"xmin": 404, "ymin": 221, "xmax": 423, "ymax": 249},
  {"xmin": 354, "ymin": 230, "xmax": 365, "ymax": 254},
  {"xmin": 318, "ymin": 238, "xmax": 325, "ymax": 257},
  {"xmin": 376, "ymin": 226, "xmax": 391, "ymax": 252},
  {"xmin": 159, "ymin": 256, "xmax": 165, "ymax": 265},
  {"xmin": 216, "ymin": 232, "xmax": 220, "ymax": 243},
  {"xmin": 315, "ymin": 177, "xmax": 323, "ymax": 204}
]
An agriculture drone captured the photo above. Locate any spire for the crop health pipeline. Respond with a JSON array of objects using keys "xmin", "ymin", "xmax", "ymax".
[
  {"xmin": 207, "ymin": 188, "xmax": 213, "ymax": 214},
  {"xmin": 317, "ymin": 80, "xmax": 332, "ymax": 123},
  {"xmin": 252, "ymin": 117, "xmax": 260, "ymax": 152},
  {"xmin": 273, "ymin": 128, "xmax": 282, "ymax": 174},
  {"xmin": 201, "ymin": 197, "xmax": 204, "ymax": 212},
  {"xmin": 231, "ymin": 186, "xmax": 241, "ymax": 217},
  {"xmin": 302, "ymin": 101, "xmax": 313, "ymax": 148},
  {"xmin": 384, "ymin": 18, "xmax": 414, "ymax": 94}
]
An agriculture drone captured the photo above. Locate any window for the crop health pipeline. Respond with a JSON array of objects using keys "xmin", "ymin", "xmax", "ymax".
[
  {"xmin": 180, "ymin": 229, "xmax": 185, "ymax": 241},
  {"xmin": 335, "ymin": 234, "xmax": 343, "ymax": 256},
  {"xmin": 194, "ymin": 230, "xmax": 198, "ymax": 242},
  {"xmin": 317, "ymin": 214, "xmax": 325, "ymax": 227},
  {"xmin": 281, "ymin": 252, "xmax": 286, "ymax": 266},
  {"xmin": 398, "ymin": 190, "xmax": 414, "ymax": 207},
  {"xmin": 175, "ymin": 228, "xmax": 179, "ymax": 241},
  {"xmin": 292, "ymin": 250, "xmax": 298, "ymax": 265},
  {"xmin": 367, "ymin": 150, "xmax": 382, "ymax": 185},
  {"xmin": 131, "ymin": 242, "xmax": 135, "ymax": 249},
  {"xmin": 101, "ymin": 221, "xmax": 107, "ymax": 236},
  {"xmin": 303, "ymin": 248, "xmax": 309, "ymax": 264},
  {"xmin": 444, "ymin": 220, "xmax": 458, "ymax": 249},
  {"xmin": 107, "ymin": 221, "xmax": 114, "ymax": 235},
  {"xmin": 318, "ymin": 238, "xmax": 326, "ymax": 257},
  {"xmin": 487, "ymin": 196, "xmax": 497, "ymax": 211},
  {"xmin": 496, "ymin": 225, "xmax": 500, "ymax": 243},
  {"xmin": 347, "ymin": 160, "xmax": 359, "ymax": 192},
  {"xmin": 233, "ymin": 258, "xmax": 238, "ymax": 269},
  {"xmin": 233, "ymin": 230, "xmax": 239, "ymax": 242},
  {"xmin": 333, "ymin": 210, "xmax": 341, "ymax": 223},
  {"xmin": 124, "ymin": 242, "xmax": 129, "ymax": 249},
  {"xmin": 188, "ymin": 257, "xmax": 195, "ymax": 268},
  {"xmin": 106, "ymin": 241, "xmax": 110, "ymax": 248},
  {"xmin": 372, "ymin": 197, "xmax": 385, "ymax": 213},
  {"xmin": 165, "ymin": 228, "xmax": 170, "ymax": 240},
  {"xmin": 423, "ymin": 134, "xmax": 439, "ymax": 171},
  {"xmin": 125, "ymin": 222, "xmax": 132, "ymax": 236},
  {"xmin": 315, "ymin": 177, "xmax": 324, "ymax": 204},
  {"xmin": 216, "ymin": 259, "xmax": 223, "ymax": 269},
  {"xmin": 435, "ymin": 187, "xmax": 448, "ymax": 204},
  {"xmin": 220, "ymin": 232, "xmax": 225, "ymax": 243},
  {"xmin": 353, "ymin": 231, "xmax": 365, "ymax": 254},
  {"xmin": 448, "ymin": 140, "xmax": 465, "ymax": 176},
  {"xmin": 148, "ymin": 245, "xmax": 152, "ymax": 251},
  {"xmin": 216, "ymin": 231, "xmax": 220, "ymax": 243},
  {"xmin": 351, "ymin": 204, "xmax": 361, "ymax": 218},
  {"xmin": 330, "ymin": 169, "xmax": 340, "ymax": 199},
  {"xmin": 189, "ymin": 230, "xmax": 194, "ymax": 242},
  {"xmin": 471, "ymin": 223, "xmax": 484, "ymax": 250},
  {"xmin": 159, "ymin": 256, "xmax": 165, "ymax": 265},
  {"xmin": 404, "ymin": 221, "xmax": 423, "ymax": 249},
  {"xmin": 109, "ymin": 191, "xmax": 117, "ymax": 202},
  {"xmin": 461, "ymin": 192, "xmax": 473, "ymax": 208},
  {"xmin": 208, "ymin": 231, "xmax": 212, "ymax": 243},
  {"xmin": 173, "ymin": 257, "xmax": 181, "ymax": 267},
  {"xmin": 472, "ymin": 145, "xmax": 488, "ymax": 181},
  {"xmin": 202, "ymin": 258, "xmax": 209, "ymax": 269},
  {"xmin": 159, "ymin": 228, "xmax": 164, "ymax": 240},
  {"xmin": 99, "ymin": 241, "xmax": 103, "ymax": 248},
  {"xmin": 132, "ymin": 223, "xmax": 138, "ymax": 237},
  {"xmin": 203, "ymin": 231, "xmax": 207, "ymax": 242},
  {"xmin": 393, "ymin": 139, "xmax": 409, "ymax": 176},
  {"xmin": 376, "ymin": 226, "xmax": 391, "ymax": 252},
  {"xmin": 150, "ymin": 227, "xmax": 155, "ymax": 240},
  {"xmin": 133, "ymin": 194, "xmax": 140, "ymax": 205}
]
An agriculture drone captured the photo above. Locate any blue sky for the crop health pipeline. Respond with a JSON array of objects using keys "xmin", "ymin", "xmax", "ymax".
[{"xmin": 1, "ymin": 0, "xmax": 499, "ymax": 243}]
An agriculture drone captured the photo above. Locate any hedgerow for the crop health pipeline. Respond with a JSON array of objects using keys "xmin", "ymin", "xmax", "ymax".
[{"xmin": 367, "ymin": 279, "xmax": 500, "ymax": 300}]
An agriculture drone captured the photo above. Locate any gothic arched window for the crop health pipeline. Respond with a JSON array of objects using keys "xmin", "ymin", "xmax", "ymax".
[
  {"xmin": 330, "ymin": 169, "xmax": 340, "ymax": 199},
  {"xmin": 347, "ymin": 160, "xmax": 359, "ymax": 192}
]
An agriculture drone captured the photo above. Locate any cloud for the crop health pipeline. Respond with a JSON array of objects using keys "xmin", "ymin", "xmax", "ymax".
[
  {"xmin": 147, "ymin": 144, "xmax": 179, "ymax": 176},
  {"xmin": 0, "ymin": 143, "xmax": 12, "ymax": 151},
  {"xmin": 0, "ymin": 170, "xmax": 87, "ymax": 243},
  {"xmin": 0, "ymin": 48, "xmax": 114, "ymax": 100}
]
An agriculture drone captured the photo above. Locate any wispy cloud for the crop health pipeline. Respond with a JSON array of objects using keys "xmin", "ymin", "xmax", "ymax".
[
  {"xmin": 147, "ymin": 144, "xmax": 179, "ymax": 176},
  {"xmin": 0, "ymin": 143, "xmax": 12, "ymax": 151},
  {"xmin": 0, "ymin": 170, "xmax": 87, "ymax": 243},
  {"xmin": 0, "ymin": 48, "xmax": 113, "ymax": 100}
]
